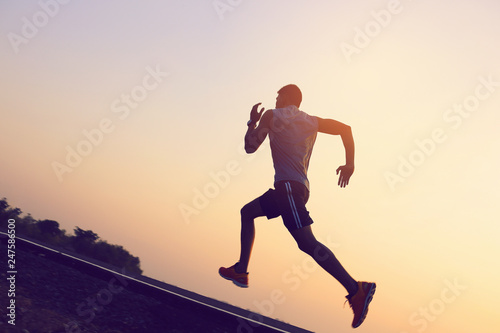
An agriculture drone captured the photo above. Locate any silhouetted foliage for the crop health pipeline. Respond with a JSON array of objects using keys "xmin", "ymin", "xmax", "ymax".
[
  {"xmin": 0, "ymin": 197, "xmax": 142, "ymax": 275},
  {"xmin": 0, "ymin": 197, "xmax": 22, "ymax": 221},
  {"xmin": 38, "ymin": 219, "xmax": 61, "ymax": 236},
  {"xmin": 74, "ymin": 226, "xmax": 99, "ymax": 242},
  {"xmin": 0, "ymin": 198, "xmax": 8, "ymax": 211}
]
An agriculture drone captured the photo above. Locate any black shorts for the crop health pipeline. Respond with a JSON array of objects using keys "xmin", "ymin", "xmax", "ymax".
[{"xmin": 258, "ymin": 180, "xmax": 313, "ymax": 231}]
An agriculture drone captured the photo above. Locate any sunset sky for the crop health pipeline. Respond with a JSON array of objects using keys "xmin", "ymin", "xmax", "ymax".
[{"xmin": 1, "ymin": 1, "xmax": 499, "ymax": 332}]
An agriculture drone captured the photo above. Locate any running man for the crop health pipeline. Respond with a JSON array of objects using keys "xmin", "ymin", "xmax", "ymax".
[{"xmin": 219, "ymin": 84, "xmax": 375, "ymax": 328}]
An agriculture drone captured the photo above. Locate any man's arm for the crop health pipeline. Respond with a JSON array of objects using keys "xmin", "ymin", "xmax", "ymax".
[
  {"xmin": 317, "ymin": 117, "xmax": 355, "ymax": 188},
  {"xmin": 245, "ymin": 103, "xmax": 273, "ymax": 154}
]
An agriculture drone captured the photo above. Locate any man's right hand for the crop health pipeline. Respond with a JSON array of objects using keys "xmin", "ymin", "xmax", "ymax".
[{"xmin": 336, "ymin": 164, "xmax": 354, "ymax": 188}]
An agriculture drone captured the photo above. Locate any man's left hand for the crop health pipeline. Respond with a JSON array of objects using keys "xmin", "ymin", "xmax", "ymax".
[{"xmin": 250, "ymin": 103, "xmax": 265, "ymax": 124}]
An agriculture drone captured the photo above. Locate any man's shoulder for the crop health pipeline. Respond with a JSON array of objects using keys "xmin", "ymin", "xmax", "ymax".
[
  {"xmin": 267, "ymin": 106, "xmax": 317, "ymax": 131},
  {"xmin": 260, "ymin": 109, "xmax": 274, "ymax": 124},
  {"xmin": 299, "ymin": 111, "xmax": 319, "ymax": 129}
]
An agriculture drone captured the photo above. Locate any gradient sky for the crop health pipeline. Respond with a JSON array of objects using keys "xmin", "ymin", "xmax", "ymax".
[{"xmin": 1, "ymin": 1, "xmax": 499, "ymax": 332}]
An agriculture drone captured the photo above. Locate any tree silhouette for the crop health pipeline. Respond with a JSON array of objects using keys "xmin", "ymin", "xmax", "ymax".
[
  {"xmin": 0, "ymin": 198, "xmax": 142, "ymax": 275},
  {"xmin": 0, "ymin": 197, "xmax": 22, "ymax": 222},
  {"xmin": 72, "ymin": 227, "xmax": 99, "ymax": 254},
  {"xmin": 0, "ymin": 198, "xmax": 8, "ymax": 212},
  {"xmin": 38, "ymin": 219, "xmax": 61, "ymax": 236},
  {"xmin": 74, "ymin": 226, "xmax": 99, "ymax": 242}
]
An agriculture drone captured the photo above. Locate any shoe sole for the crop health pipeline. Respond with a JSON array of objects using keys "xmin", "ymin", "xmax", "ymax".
[
  {"xmin": 353, "ymin": 283, "xmax": 376, "ymax": 328},
  {"xmin": 219, "ymin": 271, "xmax": 248, "ymax": 288}
]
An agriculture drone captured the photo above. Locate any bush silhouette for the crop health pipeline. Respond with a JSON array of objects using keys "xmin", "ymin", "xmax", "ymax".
[{"xmin": 0, "ymin": 197, "xmax": 142, "ymax": 275}]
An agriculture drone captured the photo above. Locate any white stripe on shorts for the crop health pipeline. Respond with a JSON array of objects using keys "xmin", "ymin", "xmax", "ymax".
[{"xmin": 285, "ymin": 182, "xmax": 302, "ymax": 229}]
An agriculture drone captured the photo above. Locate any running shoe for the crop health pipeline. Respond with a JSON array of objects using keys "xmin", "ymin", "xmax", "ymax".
[
  {"xmin": 346, "ymin": 281, "xmax": 376, "ymax": 328},
  {"xmin": 219, "ymin": 263, "xmax": 249, "ymax": 288}
]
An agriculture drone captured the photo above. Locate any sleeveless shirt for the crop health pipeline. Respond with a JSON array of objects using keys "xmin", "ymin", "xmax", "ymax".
[{"xmin": 269, "ymin": 105, "xmax": 318, "ymax": 190}]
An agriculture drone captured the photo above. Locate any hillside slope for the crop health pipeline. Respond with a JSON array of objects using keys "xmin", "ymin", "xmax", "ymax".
[{"xmin": 0, "ymin": 232, "xmax": 313, "ymax": 333}]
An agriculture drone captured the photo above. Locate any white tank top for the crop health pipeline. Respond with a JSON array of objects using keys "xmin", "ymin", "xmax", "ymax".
[{"xmin": 269, "ymin": 105, "xmax": 318, "ymax": 190}]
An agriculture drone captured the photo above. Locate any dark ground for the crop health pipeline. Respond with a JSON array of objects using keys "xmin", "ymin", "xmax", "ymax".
[
  {"xmin": 0, "ymin": 243, "xmax": 224, "ymax": 333},
  {"xmin": 0, "ymin": 234, "xmax": 312, "ymax": 333}
]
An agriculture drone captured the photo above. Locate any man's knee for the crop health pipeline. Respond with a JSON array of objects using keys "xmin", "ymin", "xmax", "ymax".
[
  {"xmin": 240, "ymin": 204, "xmax": 251, "ymax": 219},
  {"xmin": 295, "ymin": 237, "xmax": 318, "ymax": 255},
  {"xmin": 241, "ymin": 201, "xmax": 260, "ymax": 220}
]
